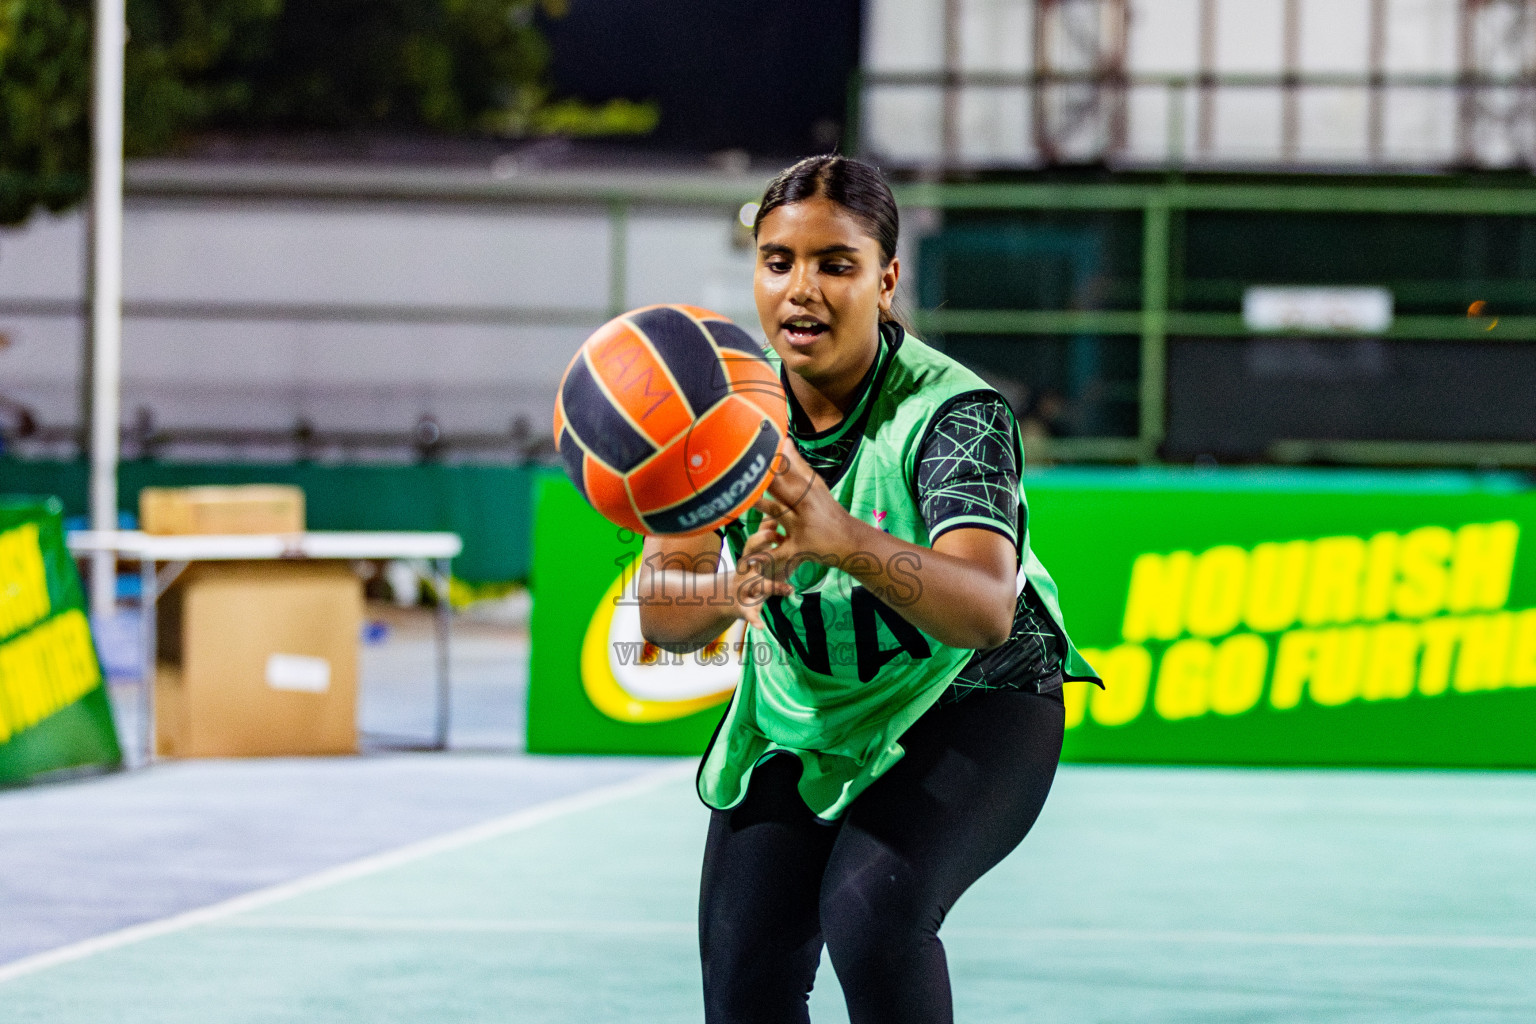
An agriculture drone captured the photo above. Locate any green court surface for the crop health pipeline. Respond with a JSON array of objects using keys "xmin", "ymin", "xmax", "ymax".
[{"xmin": 5, "ymin": 763, "xmax": 1535, "ymax": 1023}]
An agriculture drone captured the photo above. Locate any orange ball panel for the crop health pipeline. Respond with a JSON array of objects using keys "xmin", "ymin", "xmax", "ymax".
[
  {"xmin": 626, "ymin": 396, "xmax": 775, "ymax": 516},
  {"xmin": 649, "ymin": 448, "xmax": 781, "ymax": 537},
  {"xmin": 585, "ymin": 321, "xmax": 694, "ymax": 448},
  {"xmin": 717, "ymin": 352, "xmax": 788, "ymax": 428},
  {"xmin": 672, "ymin": 304, "xmax": 729, "ymax": 323},
  {"xmin": 582, "ymin": 454, "xmax": 645, "ymax": 534}
]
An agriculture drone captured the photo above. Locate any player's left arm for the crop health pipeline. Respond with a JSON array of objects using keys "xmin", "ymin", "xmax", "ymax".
[{"xmin": 748, "ymin": 424, "xmax": 1018, "ymax": 651}]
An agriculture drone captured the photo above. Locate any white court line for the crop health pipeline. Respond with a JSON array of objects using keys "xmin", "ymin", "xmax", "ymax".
[
  {"xmin": 0, "ymin": 761, "xmax": 695, "ymax": 985},
  {"xmin": 945, "ymin": 926, "xmax": 1536, "ymax": 951},
  {"xmin": 223, "ymin": 916, "xmax": 695, "ymax": 936},
  {"xmin": 219, "ymin": 916, "xmax": 1536, "ymax": 951}
]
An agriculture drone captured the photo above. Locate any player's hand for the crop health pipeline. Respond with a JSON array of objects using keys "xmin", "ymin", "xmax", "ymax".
[
  {"xmin": 730, "ymin": 542, "xmax": 792, "ymax": 630},
  {"xmin": 747, "ymin": 438, "xmax": 858, "ymax": 583}
]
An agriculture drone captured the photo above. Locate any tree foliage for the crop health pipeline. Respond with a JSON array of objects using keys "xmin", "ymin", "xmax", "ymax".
[
  {"xmin": 1, "ymin": 0, "xmax": 646, "ymax": 226},
  {"xmin": 0, "ymin": 0, "xmax": 91, "ymax": 224},
  {"xmin": 124, "ymin": 0, "xmax": 569, "ymax": 145},
  {"xmin": 123, "ymin": 0, "xmax": 289, "ymax": 155}
]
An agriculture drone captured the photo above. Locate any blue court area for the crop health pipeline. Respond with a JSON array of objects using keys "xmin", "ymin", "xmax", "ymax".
[{"xmin": 5, "ymin": 763, "xmax": 1535, "ymax": 1023}]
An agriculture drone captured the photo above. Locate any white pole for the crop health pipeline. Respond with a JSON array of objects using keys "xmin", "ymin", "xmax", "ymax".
[{"xmin": 89, "ymin": 0, "xmax": 126, "ymax": 619}]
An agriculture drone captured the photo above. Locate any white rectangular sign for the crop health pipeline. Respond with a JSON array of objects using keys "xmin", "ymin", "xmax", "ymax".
[
  {"xmin": 1242, "ymin": 287, "xmax": 1393, "ymax": 333},
  {"xmin": 265, "ymin": 653, "xmax": 332, "ymax": 693}
]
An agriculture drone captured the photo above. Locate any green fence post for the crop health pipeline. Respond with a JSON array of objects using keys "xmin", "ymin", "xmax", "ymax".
[{"xmin": 1139, "ymin": 198, "xmax": 1172, "ymax": 463}]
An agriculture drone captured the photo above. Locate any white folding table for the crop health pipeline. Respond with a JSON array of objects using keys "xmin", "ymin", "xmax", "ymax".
[{"xmin": 66, "ymin": 530, "xmax": 463, "ymax": 764}]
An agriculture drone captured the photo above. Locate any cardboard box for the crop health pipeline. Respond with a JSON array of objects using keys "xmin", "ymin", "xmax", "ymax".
[
  {"xmin": 155, "ymin": 562, "xmax": 361, "ymax": 757},
  {"xmin": 140, "ymin": 485, "xmax": 305, "ymax": 536}
]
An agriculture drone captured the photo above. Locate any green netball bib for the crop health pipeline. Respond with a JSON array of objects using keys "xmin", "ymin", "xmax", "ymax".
[{"xmin": 698, "ymin": 329, "xmax": 1094, "ymax": 819}]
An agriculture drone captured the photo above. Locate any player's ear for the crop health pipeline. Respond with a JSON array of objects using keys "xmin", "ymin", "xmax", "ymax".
[{"xmin": 878, "ymin": 257, "xmax": 900, "ymax": 317}]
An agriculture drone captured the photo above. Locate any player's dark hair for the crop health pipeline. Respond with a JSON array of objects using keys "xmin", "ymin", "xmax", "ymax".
[
  {"xmin": 754, "ymin": 156, "xmax": 906, "ymax": 325},
  {"xmin": 755, "ymin": 155, "xmax": 899, "ymax": 266}
]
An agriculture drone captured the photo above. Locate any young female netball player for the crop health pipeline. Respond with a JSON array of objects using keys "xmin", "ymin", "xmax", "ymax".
[{"xmin": 637, "ymin": 155, "xmax": 1100, "ymax": 1024}]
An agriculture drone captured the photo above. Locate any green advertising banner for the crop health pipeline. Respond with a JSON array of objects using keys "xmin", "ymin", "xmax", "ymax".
[
  {"xmin": 527, "ymin": 469, "xmax": 1536, "ymax": 767},
  {"xmin": 1038, "ymin": 469, "xmax": 1536, "ymax": 767},
  {"xmin": 528, "ymin": 474, "xmax": 728, "ymax": 755},
  {"xmin": 0, "ymin": 498, "xmax": 122, "ymax": 785}
]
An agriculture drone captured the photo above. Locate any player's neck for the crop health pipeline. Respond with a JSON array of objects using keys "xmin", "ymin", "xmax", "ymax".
[{"xmin": 787, "ymin": 334, "xmax": 882, "ymax": 433}]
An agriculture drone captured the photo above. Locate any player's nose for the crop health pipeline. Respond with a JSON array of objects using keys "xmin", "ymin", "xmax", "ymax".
[{"xmin": 786, "ymin": 262, "xmax": 818, "ymax": 306}]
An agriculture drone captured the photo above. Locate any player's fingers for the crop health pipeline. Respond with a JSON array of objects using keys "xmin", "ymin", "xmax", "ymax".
[
  {"xmin": 739, "ymin": 526, "xmax": 779, "ymax": 560},
  {"xmin": 738, "ymin": 551, "xmax": 784, "ymax": 588},
  {"xmin": 771, "ymin": 435, "xmax": 813, "ymax": 478},
  {"xmin": 761, "ymin": 577, "xmax": 793, "ymax": 597},
  {"xmin": 761, "ymin": 463, "xmax": 811, "ymax": 503},
  {"xmin": 765, "ymin": 461, "xmax": 816, "ymax": 511},
  {"xmin": 762, "ymin": 539, "xmax": 811, "ymax": 582},
  {"xmin": 753, "ymin": 493, "xmax": 791, "ymax": 522}
]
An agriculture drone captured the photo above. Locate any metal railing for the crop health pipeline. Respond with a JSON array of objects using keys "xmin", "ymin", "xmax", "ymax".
[
  {"xmin": 896, "ymin": 177, "xmax": 1536, "ymax": 465},
  {"xmin": 4, "ymin": 163, "xmax": 1535, "ymax": 467}
]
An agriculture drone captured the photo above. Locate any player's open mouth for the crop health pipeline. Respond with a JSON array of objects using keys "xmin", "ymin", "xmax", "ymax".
[{"xmin": 782, "ymin": 317, "xmax": 829, "ymax": 346}]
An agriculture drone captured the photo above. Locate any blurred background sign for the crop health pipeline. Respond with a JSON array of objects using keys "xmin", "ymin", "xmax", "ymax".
[
  {"xmin": 0, "ymin": 500, "xmax": 121, "ymax": 784},
  {"xmin": 526, "ymin": 473, "xmax": 730, "ymax": 755},
  {"xmin": 1035, "ymin": 469, "xmax": 1536, "ymax": 767},
  {"xmin": 1243, "ymin": 286, "xmax": 1395, "ymax": 333}
]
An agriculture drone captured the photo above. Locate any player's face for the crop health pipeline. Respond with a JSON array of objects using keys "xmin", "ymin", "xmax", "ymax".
[{"xmin": 753, "ymin": 197, "xmax": 899, "ymax": 389}]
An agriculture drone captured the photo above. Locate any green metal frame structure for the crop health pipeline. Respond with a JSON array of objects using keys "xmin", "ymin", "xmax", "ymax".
[
  {"xmin": 21, "ymin": 165, "xmax": 1536, "ymax": 470},
  {"xmin": 894, "ymin": 179, "xmax": 1536, "ymax": 466}
]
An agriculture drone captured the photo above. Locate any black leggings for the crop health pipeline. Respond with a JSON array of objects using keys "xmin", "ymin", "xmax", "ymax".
[{"xmin": 698, "ymin": 689, "xmax": 1065, "ymax": 1024}]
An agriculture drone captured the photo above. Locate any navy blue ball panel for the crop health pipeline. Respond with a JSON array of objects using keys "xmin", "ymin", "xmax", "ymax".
[
  {"xmin": 562, "ymin": 356, "xmax": 656, "ymax": 472},
  {"xmin": 703, "ymin": 320, "xmax": 763, "ymax": 356},
  {"xmin": 628, "ymin": 306, "xmax": 728, "ymax": 419},
  {"xmin": 557, "ymin": 429, "xmax": 588, "ymax": 501}
]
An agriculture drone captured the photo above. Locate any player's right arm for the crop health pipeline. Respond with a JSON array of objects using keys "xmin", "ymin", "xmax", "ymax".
[{"xmin": 637, "ymin": 531, "xmax": 789, "ymax": 654}]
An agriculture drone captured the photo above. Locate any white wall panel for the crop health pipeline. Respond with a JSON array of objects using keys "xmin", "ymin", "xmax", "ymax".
[
  {"xmin": 1383, "ymin": 88, "xmax": 1460, "ymax": 163},
  {"xmin": 959, "ymin": 0, "xmax": 1032, "ymax": 71},
  {"xmin": 1301, "ymin": 0, "xmax": 1372, "ymax": 73},
  {"xmin": 1385, "ymin": 0, "xmax": 1460, "ymax": 74},
  {"xmin": 1212, "ymin": 89, "xmax": 1285, "ymax": 161},
  {"xmin": 0, "ymin": 212, "xmax": 85, "ymax": 300},
  {"xmin": 866, "ymin": 0, "xmax": 945, "ymax": 70},
  {"xmin": 115, "ymin": 320, "xmax": 586, "ymax": 434},
  {"xmin": 1298, "ymin": 88, "xmax": 1372, "ymax": 163},
  {"xmin": 0, "ymin": 317, "xmax": 83, "ymax": 427},
  {"xmin": 1124, "ymin": 84, "xmax": 1183, "ymax": 162},
  {"xmin": 960, "ymin": 89, "xmax": 1033, "ymax": 163},
  {"xmin": 623, "ymin": 212, "xmax": 759, "ymax": 328},
  {"xmin": 865, "ymin": 90, "xmax": 947, "ymax": 164},
  {"xmin": 123, "ymin": 201, "xmax": 610, "ymax": 308},
  {"xmin": 1215, "ymin": 0, "xmax": 1287, "ymax": 74},
  {"xmin": 1129, "ymin": 0, "xmax": 1202, "ymax": 74},
  {"xmin": 0, "ymin": 192, "xmax": 757, "ymax": 446}
]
